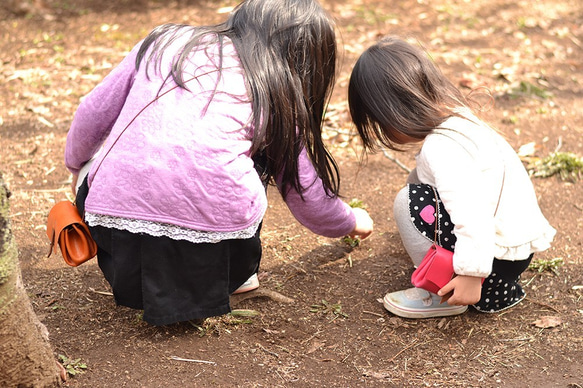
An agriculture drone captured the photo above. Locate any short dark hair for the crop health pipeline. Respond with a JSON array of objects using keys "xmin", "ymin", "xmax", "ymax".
[{"xmin": 349, "ymin": 36, "xmax": 469, "ymax": 152}]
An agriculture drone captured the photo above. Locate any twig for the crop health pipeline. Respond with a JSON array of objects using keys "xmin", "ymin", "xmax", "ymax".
[
  {"xmin": 389, "ymin": 338, "xmax": 441, "ymax": 363},
  {"xmin": 256, "ymin": 342, "xmax": 279, "ymax": 358},
  {"xmin": 274, "ymin": 370, "xmax": 285, "ymax": 383},
  {"xmin": 553, "ymin": 136, "xmax": 562, "ymax": 153},
  {"xmin": 300, "ymin": 329, "xmax": 323, "ymax": 345},
  {"xmin": 388, "ymin": 339, "xmax": 420, "ymax": 363},
  {"xmin": 381, "ymin": 148, "xmax": 412, "ymax": 173},
  {"xmin": 524, "ymin": 297, "xmax": 561, "ymax": 313},
  {"xmin": 89, "ymin": 287, "xmax": 113, "ymax": 296},
  {"xmin": 169, "ymin": 356, "xmax": 216, "ymax": 365},
  {"xmin": 318, "ymin": 256, "xmax": 349, "ymax": 268},
  {"xmin": 362, "ymin": 310, "xmax": 384, "ymax": 318},
  {"xmin": 523, "ymin": 274, "xmax": 537, "ymax": 288},
  {"xmin": 498, "ymin": 336, "xmax": 534, "ymax": 342}
]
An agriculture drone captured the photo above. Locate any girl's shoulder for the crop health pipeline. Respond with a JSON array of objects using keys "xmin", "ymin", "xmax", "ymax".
[
  {"xmin": 441, "ymin": 108, "xmax": 487, "ymax": 131},
  {"xmin": 433, "ymin": 109, "xmax": 494, "ymax": 141},
  {"xmin": 423, "ymin": 112, "xmax": 494, "ymax": 157}
]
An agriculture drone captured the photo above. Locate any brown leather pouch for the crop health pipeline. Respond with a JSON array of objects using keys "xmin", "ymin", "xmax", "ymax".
[{"xmin": 46, "ymin": 201, "xmax": 97, "ymax": 266}]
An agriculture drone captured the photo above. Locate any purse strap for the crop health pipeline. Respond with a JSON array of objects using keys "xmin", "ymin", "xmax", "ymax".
[
  {"xmin": 87, "ymin": 70, "xmax": 219, "ymax": 182},
  {"xmin": 431, "ymin": 187, "xmax": 443, "ymax": 245}
]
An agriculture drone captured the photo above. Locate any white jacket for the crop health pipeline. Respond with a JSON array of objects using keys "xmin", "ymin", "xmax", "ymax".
[{"xmin": 415, "ymin": 110, "xmax": 556, "ymax": 278}]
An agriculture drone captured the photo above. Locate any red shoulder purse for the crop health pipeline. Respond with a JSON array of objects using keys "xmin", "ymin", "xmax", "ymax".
[
  {"xmin": 411, "ymin": 172, "xmax": 504, "ymax": 301},
  {"xmin": 410, "ymin": 187, "xmax": 454, "ymax": 295}
]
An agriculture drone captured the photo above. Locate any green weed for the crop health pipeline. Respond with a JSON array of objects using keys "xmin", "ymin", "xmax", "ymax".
[
  {"xmin": 342, "ymin": 198, "xmax": 367, "ymax": 247},
  {"xmin": 310, "ymin": 299, "xmax": 348, "ymax": 319},
  {"xmin": 510, "ymin": 81, "xmax": 552, "ymax": 99},
  {"xmin": 342, "ymin": 236, "xmax": 360, "ymax": 247},
  {"xmin": 58, "ymin": 354, "xmax": 87, "ymax": 377},
  {"xmin": 348, "ymin": 198, "xmax": 365, "ymax": 209},
  {"xmin": 528, "ymin": 257, "xmax": 564, "ymax": 276},
  {"xmin": 134, "ymin": 311, "xmax": 144, "ymax": 324},
  {"xmin": 528, "ymin": 152, "xmax": 583, "ymax": 181},
  {"xmin": 189, "ymin": 313, "xmax": 255, "ymax": 337}
]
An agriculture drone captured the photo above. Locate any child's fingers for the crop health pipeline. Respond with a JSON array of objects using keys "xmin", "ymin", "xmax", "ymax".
[
  {"xmin": 437, "ymin": 280, "xmax": 456, "ymax": 304},
  {"xmin": 439, "ymin": 290, "xmax": 454, "ymax": 304}
]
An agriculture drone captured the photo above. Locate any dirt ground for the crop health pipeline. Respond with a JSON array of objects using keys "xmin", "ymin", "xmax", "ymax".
[{"xmin": 1, "ymin": 0, "xmax": 582, "ymax": 386}]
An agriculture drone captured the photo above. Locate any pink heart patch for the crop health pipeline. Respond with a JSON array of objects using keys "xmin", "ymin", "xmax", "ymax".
[{"xmin": 419, "ymin": 205, "xmax": 435, "ymax": 224}]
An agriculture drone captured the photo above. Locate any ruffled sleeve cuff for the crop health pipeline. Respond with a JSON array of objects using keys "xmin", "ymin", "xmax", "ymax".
[{"xmin": 494, "ymin": 225, "xmax": 557, "ymax": 261}]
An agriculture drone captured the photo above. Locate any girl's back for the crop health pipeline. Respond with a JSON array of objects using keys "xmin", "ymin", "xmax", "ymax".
[
  {"xmin": 69, "ymin": 32, "xmax": 266, "ymax": 233},
  {"xmin": 416, "ymin": 112, "xmax": 552, "ymax": 256}
]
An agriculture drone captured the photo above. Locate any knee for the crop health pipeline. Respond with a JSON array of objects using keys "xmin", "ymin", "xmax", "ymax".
[{"xmin": 393, "ymin": 187, "xmax": 409, "ymax": 228}]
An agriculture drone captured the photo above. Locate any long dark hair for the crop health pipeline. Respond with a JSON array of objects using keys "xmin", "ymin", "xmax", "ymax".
[
  {"xmin": 348, "ymin": 36, "xmax": 470, "ymax": 152},
  {"xmin": 136, "ymin": 0, "xmax": 339, "ymax": 198}
]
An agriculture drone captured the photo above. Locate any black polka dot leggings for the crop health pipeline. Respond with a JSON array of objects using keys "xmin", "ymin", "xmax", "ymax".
[
  {"xmin": 474, "ymin": 254, "xmax": 533, "ymax": 312},
  {"xmin": 394, "ymin": 183, "xmax": 533, "ymax": 312}
]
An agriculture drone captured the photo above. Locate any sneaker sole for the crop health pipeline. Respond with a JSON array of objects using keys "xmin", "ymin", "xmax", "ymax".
[
  {"xmin": 383, "ymin": 297, "xmax": 468, "ymax": 319},
  {"xmin": 232, "ymin": 276, "xmax": 260, "ymax": 294}
]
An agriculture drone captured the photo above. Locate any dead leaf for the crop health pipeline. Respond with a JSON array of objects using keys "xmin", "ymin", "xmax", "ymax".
[
  {"xmin": 532, "ymin": 315, "xmax": 562, "ymax": 328},
  {"xmin": 56, "ymin": 361, "xmax": 67, "ymax": 382},
  {"xmin": 306, "ymin": 340, "xmax": 325, "ymax": 355}
]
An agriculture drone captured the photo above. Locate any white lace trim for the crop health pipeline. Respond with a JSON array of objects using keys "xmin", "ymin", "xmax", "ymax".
[{"xmin": 85, "ymin": 213, "xmax": 261, "ymax": 244}]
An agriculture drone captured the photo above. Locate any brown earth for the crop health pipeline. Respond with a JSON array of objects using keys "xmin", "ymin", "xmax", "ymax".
[{"xmin": 1, "ymin": 0, "xmax": 583, "ymax": 386}]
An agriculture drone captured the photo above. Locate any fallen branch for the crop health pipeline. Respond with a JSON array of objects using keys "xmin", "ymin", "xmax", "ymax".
[
  {"xmin": 381, "ymin": 148, "xmax": 412, "ymax": 173},
  {"xmin": 231, "ymin": 288, "xmax": 295, "ymax": 305}
]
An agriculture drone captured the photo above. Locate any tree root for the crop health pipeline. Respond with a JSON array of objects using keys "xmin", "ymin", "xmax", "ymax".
[{"xmin": 231, "ymin": 288, "xmax": 294, "ymax": 305}]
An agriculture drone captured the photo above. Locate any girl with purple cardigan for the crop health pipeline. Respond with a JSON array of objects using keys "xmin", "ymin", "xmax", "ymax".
[{"xmin": 66, "ymin": 0, "xmax": 373, "ymax": 326}]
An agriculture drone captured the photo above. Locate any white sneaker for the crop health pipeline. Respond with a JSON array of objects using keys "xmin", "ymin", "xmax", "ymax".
[
  {"xmin": 383, "ymin": 287, "xmax": 468, "ymax": 318},
  {"xmin": 233, "ymin": 273, "xmax": 259, "ymax": 294}
]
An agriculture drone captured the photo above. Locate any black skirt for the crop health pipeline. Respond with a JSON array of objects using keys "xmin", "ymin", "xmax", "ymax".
[{"xmin": 77, "ymin": 178, "xmax": 262, "ymax": 326}]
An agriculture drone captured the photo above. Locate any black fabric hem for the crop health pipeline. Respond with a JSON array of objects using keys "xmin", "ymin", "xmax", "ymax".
[{"xmin": 472, "ymin": 293, "xmax": 526, "ymax": 313}]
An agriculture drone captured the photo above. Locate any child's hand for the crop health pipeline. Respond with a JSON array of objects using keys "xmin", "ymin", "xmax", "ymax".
[
  {"xmin": 348, "ymin": 207, "xmax": 374, "ymax": 240},
  {"xmin": 71, "ymin": 174, "xmax": 79, "ymax": 196},
  {"xmin": 438, "ymin": 275, "xmax": 482, "ymax": 306}
]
